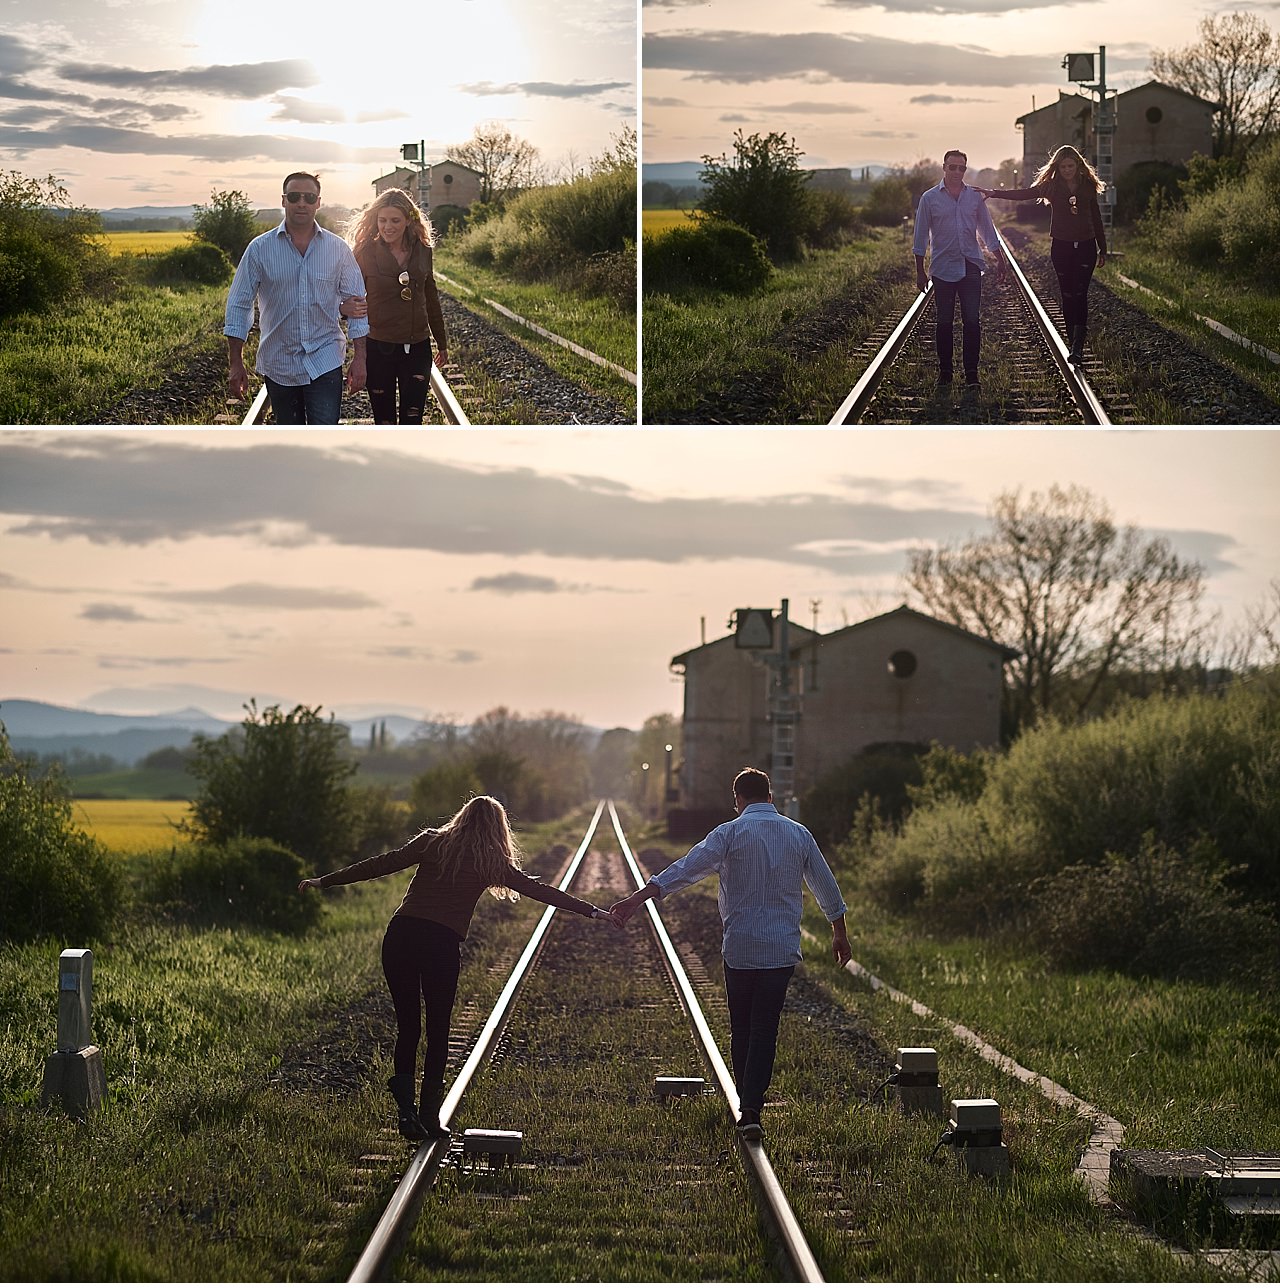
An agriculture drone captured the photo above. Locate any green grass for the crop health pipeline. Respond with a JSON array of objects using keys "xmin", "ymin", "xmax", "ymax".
[
  {"xmin": 642, "ymin": 229, "xmax": 909, "ymax": 423},
  {"xmin": 431, "ymin": 245, "xmax": 636, "ymax": 416},
  {"xmin": 71, "ymin": 767, "xmax": 196, "ymax": 800},
  {"xmin": 0, "ymin": 282, "xmax": 230, "ymax": 424}
]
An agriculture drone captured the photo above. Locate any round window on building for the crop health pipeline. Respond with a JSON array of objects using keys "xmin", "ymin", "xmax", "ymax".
[
  {"xmin": 444, "ymin": 173, "xmax": 453, "ymax": 185},
  {"xmin": 1146, "ymin": 106, "xmax": 1163, "ymax": 124},
  {"xmin": 888, "ymin": 649, "xmax": 917, "ymax": 678}
]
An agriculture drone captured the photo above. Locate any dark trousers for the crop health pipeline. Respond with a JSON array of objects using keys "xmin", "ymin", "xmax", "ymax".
[
  {"xmin": 263, "ymin": 366, "xmax": 343, "ymax": 424},
  {"xmin": 381, "ymin": 915, "xmax": 462, "ymax": 1102},
  {"xmin": 932, "ymin": 260, "xmax": 983, "ymax": 378},
  {"xmin": 1050, "ymin": 237, "xmax": 1099, "ymax": 333},
  {"xmin": 367, "ymin": 338, "xmax": 434, "ymax": 424},
  {"xmin": 723, "ymin": 964, "xmax": 795, "ymax": 1114}
]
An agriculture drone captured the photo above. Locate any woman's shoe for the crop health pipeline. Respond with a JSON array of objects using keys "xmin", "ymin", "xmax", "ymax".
[
  {"xmin": 1068, "ymin": 327, "xmax": 1086, "ymax": 364},
  {"xmin": 388, "ymin": 1075, "xmax": 428, "ymax": 1141}
]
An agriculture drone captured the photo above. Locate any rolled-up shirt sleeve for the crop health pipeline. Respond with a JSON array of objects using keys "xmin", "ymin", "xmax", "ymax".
[
  {"xmin": 803, "ymin": 838, "xmax": 847, "ymax": 923},
  {"xmin": 224, "ymin": 243, "xmax": 260, "ymax": 340}
]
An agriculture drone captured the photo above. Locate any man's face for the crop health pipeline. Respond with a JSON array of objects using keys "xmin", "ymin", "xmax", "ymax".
[
  {"xmin": 283, "ymin": 177, "xmax": 321, "ymax": 229},
  {"xmin": 943, "ymin": 156, "xmax": 967, "ymax": 186}
]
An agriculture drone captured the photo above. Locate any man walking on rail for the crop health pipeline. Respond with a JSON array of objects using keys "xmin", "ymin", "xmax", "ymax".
[
  {"xmin": 609, "ymin": 768, "xmax": 850, "ymax": 1141},
  {"xmin": 913, "ymin": 149, "xmax": 1007, "ymax": 389},
  {"xmin": 225, "ymin": 171, "xmax": 368, "ymax": 423}
]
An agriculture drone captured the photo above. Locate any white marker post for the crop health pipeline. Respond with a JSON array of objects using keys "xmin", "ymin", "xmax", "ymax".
[{"xmin": 40, "ymin": 948, "xmax": 107, "ymax": 1118}]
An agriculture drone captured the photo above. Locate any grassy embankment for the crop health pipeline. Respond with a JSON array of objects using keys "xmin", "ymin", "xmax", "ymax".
[
  {"xmin": 642, "ymin": 226, "xmax": 913, "ymax": 423},
  {"xmin": 431, "ymin": 243, "xmax": 636, "ymax": 419}
]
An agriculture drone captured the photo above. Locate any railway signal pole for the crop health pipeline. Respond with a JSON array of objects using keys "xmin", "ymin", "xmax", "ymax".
[
  {"xmin": 1063, "ymin": 47, "xmax": 1115, "ymax": 231},
  {"xmin": 733, "ymin": 600, "xmax": 801, "ymax": 818},
  {"xmin": 400, "ymin": 140, "xmax": 431, "ymax": 211}
]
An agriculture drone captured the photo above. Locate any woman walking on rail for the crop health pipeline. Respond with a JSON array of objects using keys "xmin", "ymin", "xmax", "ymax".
[
  {"xmin": 298, "ymin": 795, "xmax": 617, "ymax": 1141},
  {"xmin": 342, "ymin": 188, "xmax": 449, "ymax": 423},
  {"xmin": 977, "ymin": 145, "xmax": 1107, "ymax": 365}
]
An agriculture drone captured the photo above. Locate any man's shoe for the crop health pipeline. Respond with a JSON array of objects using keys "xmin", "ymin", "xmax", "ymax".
[
  {"xmin": 937, "ymin": 371, "xmax": 953, "ymax": 386},
  {"xmin": 964, "ymin": 372, "xmax": 980, "ymax": 386}
]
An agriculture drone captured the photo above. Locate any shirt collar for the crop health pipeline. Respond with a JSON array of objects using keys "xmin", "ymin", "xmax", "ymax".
[{"xmin": 740, "ymin": 801, "xmax": 778, "ymax": 815}]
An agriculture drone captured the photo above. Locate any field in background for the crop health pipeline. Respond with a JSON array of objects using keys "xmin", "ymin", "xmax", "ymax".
[
  {"xmin": 642, "ymin": 209, "xmax": 695, "ymax": 237},
  {"xmin": 72, "ymin": 798, "xmax": 192, "ymax": 853},
  {"xmin": 98, "ymin": 231, "xmax": 194, "ymax": 256}
]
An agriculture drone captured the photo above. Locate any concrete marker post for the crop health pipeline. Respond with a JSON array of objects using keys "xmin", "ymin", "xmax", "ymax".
[{"xmin": 40, "ymin": 948, "xmax": 107, "ymax": 1119}]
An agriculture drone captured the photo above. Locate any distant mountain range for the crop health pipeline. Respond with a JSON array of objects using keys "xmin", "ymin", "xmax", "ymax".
[
  {"xmin": 98, "ymin": 206, "xmax": 198, "ymax": 223},
  {"xmin": 1, "ymin": 699, "xmax": 426, "ymax": 765}
]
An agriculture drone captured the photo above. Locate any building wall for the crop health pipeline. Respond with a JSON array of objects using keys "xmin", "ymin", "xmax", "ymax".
[
  {"xmin": 1113, "ymin": 84, "xmax": 1215, "ymax": 172},
  {"xmin": 1020, "ymin": 93, "xmax": 1092, "ymax": 179},
  {"xmin": 372, "ymin": 163, "xmax": 483, "ymax": 212},
  {"xmin": 792, "ymin": 614, "xmax": 1005, "ymax": 795}
]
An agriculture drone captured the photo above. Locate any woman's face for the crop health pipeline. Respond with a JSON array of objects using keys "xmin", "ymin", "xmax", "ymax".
[
  {"xmin": 1059, "ymin": 155, "xmax": 1078, "ymax": 181},
  {"xmin": 377, "ymin": 207, "xmax": 409, "ymax": 245}
]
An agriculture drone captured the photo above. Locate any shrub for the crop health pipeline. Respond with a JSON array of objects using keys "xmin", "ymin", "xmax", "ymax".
[
  {"xmin": 1113, "ymin": 160, "xmax": 1187, "ymax": 225},
  {"xmin": 191, "ymin": 189, "xmax": 260, "ymax": 265},
  {"xmin": 1029, "ymin": 834, "xmax": 1279, "ymax": 983},
  {"xmin": 0, "ymin": 731, "xmax": 122, "ymax": 944},
  {"xmin": 801, "ymin": 743, "xmax": 927, "ymax": 848},
  {"xmin": 642, "ymin": 218, "xmax": 772, "ymax": 295},
  {"xmin": 804, "ymin": 188, "xmax": 865, "ymax": 248},
  {"xmin": 0, "ymin": 229, "xmax": 82, "ymax": 319},
  {"xmin": 141, "ymin": 241, "xmax": 233, "ymax": 287},
  {"xmin": 145, "ymin": 836, "xmax": 320, "ymax": 933},
  {"xmin": 863, "ymin": 176, "xmax": 913, "ymax": 227},
  {"xmin": 699, "ymin": 130, "xmax": 813, "ymax": 262}
]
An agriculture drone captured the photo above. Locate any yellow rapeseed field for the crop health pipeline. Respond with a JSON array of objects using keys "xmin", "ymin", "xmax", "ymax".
[
  {"xmin": 98, "ymin": 231, "xmax": 195, "ymax": 257},
  {"xmin": 73, "ymin": 799, "xmax": 192, "ymax": 852},
  {"xmin": 642, "ymin": 209, "xmax": 697, "ymax": 238}
]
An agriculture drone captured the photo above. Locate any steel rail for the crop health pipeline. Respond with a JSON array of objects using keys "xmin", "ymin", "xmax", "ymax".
[
  {"xmin": 606, "ymin": 801, "xmax": 825, "ymax": 1285},
  {"xmin": 827, "ymin": 282, "xmax": 933, "ymax": 425},
  {"xmin": 238, "ymin": 366, "xmax": 469, "ymax": 426},
  {"xmin": 993, "ymin": 226, "xmax": 1111, "ymax": 426},
  {"xmin": 347, "ymin": 801, "xmax": 607, "ymax": 1283}
]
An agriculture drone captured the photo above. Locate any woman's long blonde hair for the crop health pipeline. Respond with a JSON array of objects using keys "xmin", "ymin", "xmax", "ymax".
[
  {"xmin": 346, "ymin": 188, "xmax": 436, "ymax": 255},
  {"xmin": 1032, "ymin": 145, "xmax": 1102, "ymax": 195},
  {"xmin": 423, "ymin": 795, "xmax": 523, "ymax": 901}
]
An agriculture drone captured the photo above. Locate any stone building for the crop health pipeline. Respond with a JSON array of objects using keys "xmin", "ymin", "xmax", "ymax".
[
  {"xmin": 670, "ymin": 605, "xmax": 1017, "ymax": 817},
  {"xmin": 371, "ymin": 161, "xmax": 484, "ymax": 213},
  {"xmin": 1016, "ymin": 80, "xmax": 1218, "ymax": 185}
]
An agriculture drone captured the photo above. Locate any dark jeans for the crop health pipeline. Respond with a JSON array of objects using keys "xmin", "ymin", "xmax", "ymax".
[
  {"xmin": 264, "ymin": 366, "xmax": 344, "ymax": 424},
  {"xmin": 932, "ymin": 260, "xmax": 983, "ymax": 379},
  {"xmin": 367, "ymin": 339, "xmax": 434, "ymax": 424},
  {"xmin": 1050, "ymin": 237, "xmax": 1099, "ymax": 333},
  {"xmin": 381, "ymin": 914, "xmax": 462, "ymax": 1103},
  {"xmin": 723, "ymin": 963, "xmax": 795, "ymax": 1115}
]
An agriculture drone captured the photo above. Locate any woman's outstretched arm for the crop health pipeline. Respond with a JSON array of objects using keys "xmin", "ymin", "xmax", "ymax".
[{"xmin": 297, "ymin": 832, "xmax": 433, "ymax": 892}]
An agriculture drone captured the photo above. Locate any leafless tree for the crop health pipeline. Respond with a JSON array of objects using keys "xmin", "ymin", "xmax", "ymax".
[
  {"xmin": 448, "ymin": 122, "xmax": 542, "ymax": 204},
  {"xmin": 904, "ymin": 484, "xmax": 1208, "ymax": 734},
  {"xmin": 1151, "ymin": 12, "xmax": 1280, "ymax": 159}
]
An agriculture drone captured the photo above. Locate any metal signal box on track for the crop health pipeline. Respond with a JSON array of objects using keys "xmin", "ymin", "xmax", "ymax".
[
  {"xmin": 654, "ymin": 1076, "xmax": 707, "ymax": 1099},
  {"xmin": 894, "ymin": 1047, "xmax": 945, "ymax": 1117},
  {"xmin": 945, "ymin": 1098, "xmax": 1010, "ymax": 1176},
  {"xmin": 462, "ymin": 1128, "xmax": 523, "ymax": 1166}
]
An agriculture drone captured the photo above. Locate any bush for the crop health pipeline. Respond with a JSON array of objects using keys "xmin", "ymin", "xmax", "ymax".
[
  {"xmin": 141, "ymin": 241, "xmax": 233, "ymax": 286},
  {"xmin": 0, "ymin": 731, "xmax": 122, "ymax": 944},
  {"xmin": 191, "ymin": 189, "xmax": 260, "ymax": 265},
  {"xmin": 642, "ymin": 219, "xmax": 772, "ymax": 295},
  {"xmin": 0, "ymin": 229, "xmax": 83, "ymax": 319},
  {"xmin": 804, "ymin": 188, "xmax": 865, "ymax": 248},
  {"xmin": 699, "ymin": 130, "xmax": 813, "ymax": 262},
  {"xmin": 801, "ymin": 743, "xmax": 927, "ymax": 848},
  {"xmin": 1113, "ymin": 160, "xmax": 1187, "ymax": 225},
  {"xmin": 863, "ymin": 176, "xmax": 913, "ymax": 227},
  {"xmin": 144, "ymin": 837, "xmax": 320, "ymax": 933},
  {"xmin": 1029, "ymin": 834, "xmax": 1279, "ymax": 983}
]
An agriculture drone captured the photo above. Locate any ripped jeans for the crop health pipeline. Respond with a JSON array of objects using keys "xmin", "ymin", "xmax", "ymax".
[{"xmin": 366, "ymin": 338, "xmax": 434, "ymax": 424}]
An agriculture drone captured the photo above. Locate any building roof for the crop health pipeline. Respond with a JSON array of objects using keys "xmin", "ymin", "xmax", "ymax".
[
  {"xmin": 790, "ymin": 604, "xmax": 1020, "ymax": 661},
  {"xmin": 670, "ymin": 618, "xmax": 816, "ymax": 668},
  {"xmin": 1016, "ymin": 79, "xmax": 1220, "ymax": 126}
]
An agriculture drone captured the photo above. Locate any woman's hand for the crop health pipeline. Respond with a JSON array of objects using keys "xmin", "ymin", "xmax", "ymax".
[
  {"xmin": 434, "ymin": 348, "xmax": 448, "ymax": 367},
  {"xmin": 297, "ymin": 877, "xmax": 323, "ymax": 893},
  {"xmin": 1098, "ymin": 251, "xmax": 1107, "ymax": 268}
]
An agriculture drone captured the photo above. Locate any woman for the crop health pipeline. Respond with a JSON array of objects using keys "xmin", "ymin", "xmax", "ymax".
[
  {"xmin": 978, "ymin": 146, "xmax": 1107, "ymax": 364},
  {"xmin": 299, "ymin": 795, "xmax": 616, "ymax": 1140},
  {"xmin": 344, "ymin": 188, "xmax": 449, "ymax": 423}
]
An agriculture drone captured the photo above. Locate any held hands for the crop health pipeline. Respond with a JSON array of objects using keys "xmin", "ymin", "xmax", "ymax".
[
  {"xmin": 608, "ymin": 888, "xmax": 651, "ymax": 927},
  {"xmin": 592, "ymin": 906, "xmax": 626, "ymax": 929}
]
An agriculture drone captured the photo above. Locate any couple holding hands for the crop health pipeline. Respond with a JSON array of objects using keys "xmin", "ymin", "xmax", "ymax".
[{"xmin": 298, "ymin": 769, "xmax": 850, "ymax": 1144}]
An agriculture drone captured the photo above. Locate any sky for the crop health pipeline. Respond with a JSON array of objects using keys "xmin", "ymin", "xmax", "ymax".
[
  {"xmin": 643, "ymin": 0, "xmax": 1218, "ymax": 174},
  {"xmin": 0, "ymin": 0, "xmax": 636, "ymax": 211},
  {"xmin": 1, "ymin": 428, "xmax": 1276, "ymax": 732}
]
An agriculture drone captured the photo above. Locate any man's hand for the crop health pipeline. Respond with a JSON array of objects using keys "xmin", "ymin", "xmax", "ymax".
[
  {"xmin": 609, "ymin": 885, "xmax": 656, "ymax": 927},
  {"xmin": 346, "ymin": 353, "xmax": 367, "ymax": 395},
  {"xmin": 916, "ymin": 267, "xmax": 929, "ymax": 294},
  {"xmin": 340, "ymin": 295, "xmax": 368, "ymax": 319},
  {"xmin": 227, "ymin": 357, "xmax": 249, "ymax": 401},
  {"xmin": 831, "ymin": 917, "xmax": 852, "ymax": 967}
]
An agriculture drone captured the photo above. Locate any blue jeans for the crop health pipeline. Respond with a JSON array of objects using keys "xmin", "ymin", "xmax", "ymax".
[
  {"xmin": 932, "ymin": 260, "xmax": 983, "ymax": 379},
  {"xmin": 264, "ymin": 366, "xmax": 344, "ymax": 424},
  {"xmin": 724, "ymin": 963, "xmax": 795, "ymax": 1114}
]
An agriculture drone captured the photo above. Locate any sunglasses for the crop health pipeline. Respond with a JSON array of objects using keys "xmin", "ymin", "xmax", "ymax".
[
  {"xmin": 284, "ymin": 191, "xmax": 320, "ymax": 204},
  {"xmin": 944, "ymin": 163, "xmax": 967, "ymax": 172},
  {"xmin": 398, "ymin": 270, "xmax": 411, "ymax": 301}
]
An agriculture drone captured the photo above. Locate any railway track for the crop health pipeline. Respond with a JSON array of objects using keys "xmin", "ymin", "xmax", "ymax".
[
  {"xmin": 345, "ymin": 801, "xmax": 825, "ymax": 1283},
  {"xmin": 831, "ymin": 228, "xmax": 1110, "ymax": 425}
]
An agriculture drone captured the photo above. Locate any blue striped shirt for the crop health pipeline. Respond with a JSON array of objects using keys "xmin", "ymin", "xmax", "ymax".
[
  {"xmin": 651, "ymin": 802, "xmax": 846, "ymax": 970},
  {"xmin": 224, "ymin": 222, "xmax": 369, "ymax": 386},
  {"xmin": 912, "ymin": 181, "xmax": 999, "ymax": 283}
]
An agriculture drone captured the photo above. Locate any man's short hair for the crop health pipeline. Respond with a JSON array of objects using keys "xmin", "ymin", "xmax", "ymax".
[
  {"xmin": 733, "ymin": 767, "xmax": 772, "ymax": 802},
  {"xmin": 943, "ymin": 149, "xmax": 967, "ymax": 166},
  {"xmin": 283, "ymin": 171, "xmax": 321, "ymax": 193}
]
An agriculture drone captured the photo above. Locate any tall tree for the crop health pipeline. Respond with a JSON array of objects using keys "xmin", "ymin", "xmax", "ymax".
[
  {"xmin": 448, "ymin": 123, "xmax": 541, "ymax": 204},
  {"xmin": 905, "ymin": 485, "xmax": 1208, "ymax": 734},
  {"xmin": 698, "ymin": 130, "xmax": 813, "ymax": 261},
  {"xmin": 1151, "ymin": 12, "xmax": 1280, "ymax": 159},
  {"xmin": 191, "ymin": 189, "xmax": 260, "ymax": 264}
]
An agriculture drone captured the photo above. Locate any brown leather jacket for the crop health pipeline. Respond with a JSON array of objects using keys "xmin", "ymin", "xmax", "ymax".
[
  {"xmin": 996, "ymin": 180, "xmax": 1107, "ymax": 253},
  {"xmin": 355, "ymin": 238, "xmax": 449, "ymax": 348}
]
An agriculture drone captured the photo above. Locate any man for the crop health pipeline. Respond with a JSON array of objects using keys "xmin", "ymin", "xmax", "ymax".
[
  {"xmin": 912, "ymin": 149, "xmax": 1006, "ymax": 388},
  {"xmin": 225, "ymin": 172, "xmax": 368, "ymax": 424},
  {"xmin": 610, "ymin": 767, "xmax": 850, "ymax": 1142}
]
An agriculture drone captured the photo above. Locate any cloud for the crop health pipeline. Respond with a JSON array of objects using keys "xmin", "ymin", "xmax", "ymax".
[
  {"xmin": 149, "ymin": 583, "xmax": 381, "ymax": 610},
  {"xmin": 468, "ymin": 571, "xmax": 625, "ymax": 595},
  {"xmin": 80, "ymin": 602, "xmax": 156, "ymax": 622},
  {"xmin": 643, "ymin": 96, "xmax": 691, "ymax": 107},
  {"xmin": 909, "ymin": 94, "xmax": 992, "ymax": 105},
  {"xmin": 367, "ymin": 645, "xmax": 484, "ymax": 663},
  {"xmin": 97, "ymin": 654, "xmax": 231, "ymax": 671},
  {"xmin": 458, "ymin": 80, "xmax": 631, "ymax": 99},
  {"xmin": 0, "ymin": 435, "xmax": 1240, "ymax": 582},
  {"xmin": 55, "ymin": 58, "xmax": 319, "ymax": 98},
  {"xmin": 644, "ymin": 30, "xmax": 1057, "ymax": 88},
  {"xmin": 823, "ymin": 0, "xmax": 1093, "ymax": 13},
  {"xmin": 773, "ymin": 101, "xmax": 871, "ymax": 115}
]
